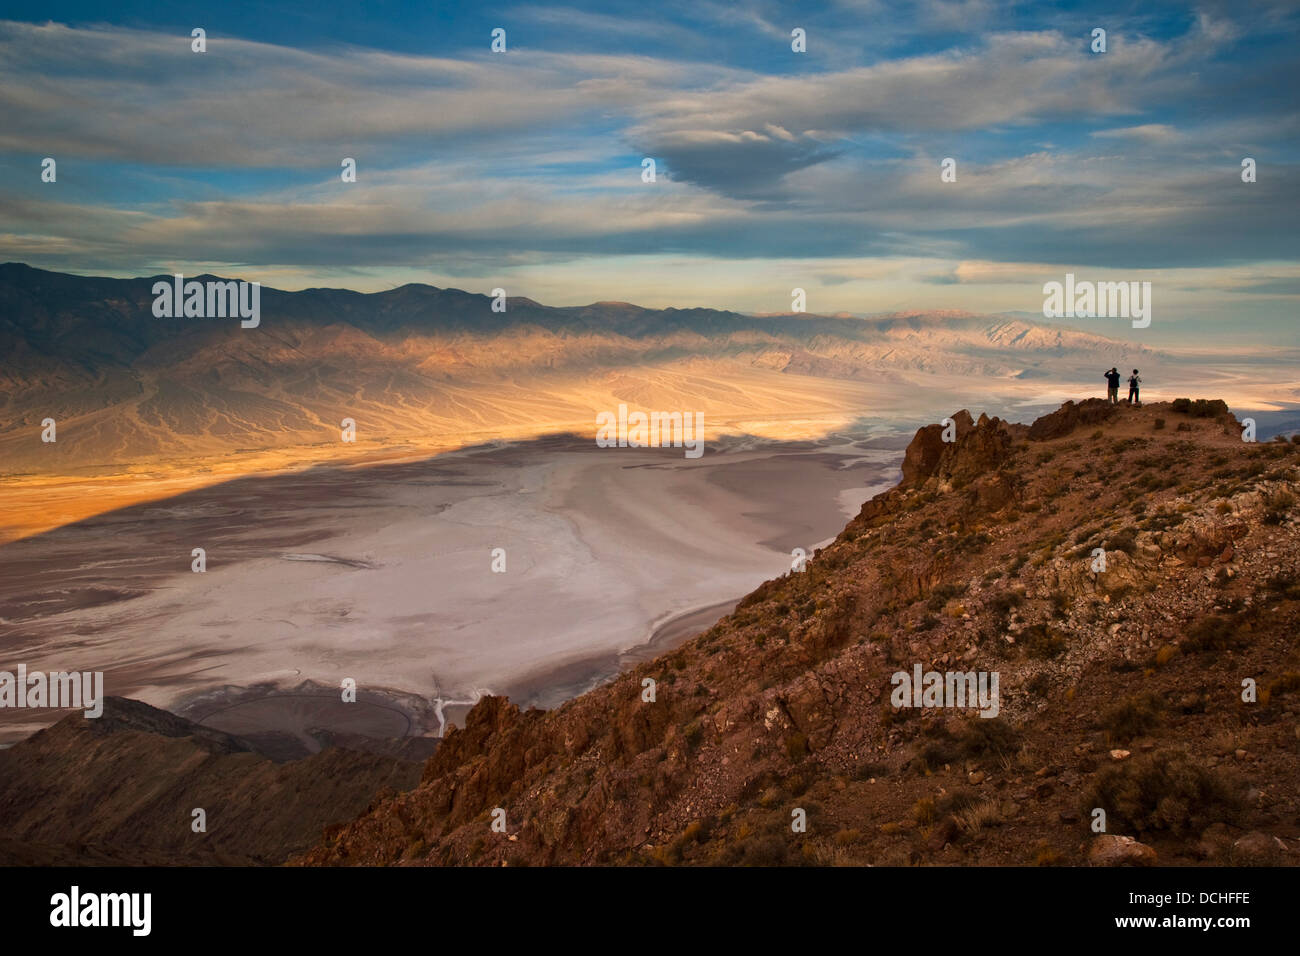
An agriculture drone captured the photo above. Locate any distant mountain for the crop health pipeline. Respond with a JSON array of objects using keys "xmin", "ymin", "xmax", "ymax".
[{"xmin": 0, "ymin": 263, "xmax": 1154, "ymax": 472}]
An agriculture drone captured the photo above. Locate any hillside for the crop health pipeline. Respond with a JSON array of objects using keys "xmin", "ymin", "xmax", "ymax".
[
  {"xmin": 0, "ymin": 697, "xmax": 423, "ymax": 865},
  {"xmin": 292, "ymin": 398, "xmax": 1300, "ymax": 867}
]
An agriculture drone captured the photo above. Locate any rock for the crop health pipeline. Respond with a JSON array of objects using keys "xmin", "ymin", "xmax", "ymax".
[
  {"xmin": 968, "ymin": 770, "xmax": 986, "ymax": 785},
  {"xmin": 901, "ymin": 410, "xmax": 1011, "ymax": 490},
  {"xmin": 1232, "ymin": 831, "xmax": 1287, "ymax": 861},
  {"xmin": 902, "ymin": 420, "xmax": 956, "ymax": 487},
  {"xmin": 780, "ymin": 675, "xmax": 834, "ymax": 749},
  {"xmin": 1088, "ymin": 834, "xmax": 1157, "ymax": 866},
  {"xmin": 1109, "ymin": 749, "xmax": 1132, "ymax": 761},
  {"xmin": 1027, "ymin": 399, "xmax": 1117, "ymax": 441}
]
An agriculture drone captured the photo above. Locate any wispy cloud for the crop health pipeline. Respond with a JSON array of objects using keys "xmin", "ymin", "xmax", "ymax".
[{"xmin": 0, "ymin": 1, "xmax": 1296, "ymax": 343}]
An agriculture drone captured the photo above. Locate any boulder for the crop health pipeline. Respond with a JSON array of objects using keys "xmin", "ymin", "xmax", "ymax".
[
  {"xmin": 1088, "ymin": 834, "xmax": 1157, "ymax": 866},
  {"xmin": 1028, "ymin": 398, "xmax": 1116, "ymax": 441}
]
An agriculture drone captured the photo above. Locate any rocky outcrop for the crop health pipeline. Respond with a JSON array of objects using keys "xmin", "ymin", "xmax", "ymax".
[
  {"xmin": 900, "ymin": 408, "xmax": 1018, "ymax": 495},
  {"xmin": 1027, "ymin": 398, "xmax": 1117, "ymax": 441},
  {"xmin": 902, "ymin": 409, "xmax": 974, "ymax": 485}
]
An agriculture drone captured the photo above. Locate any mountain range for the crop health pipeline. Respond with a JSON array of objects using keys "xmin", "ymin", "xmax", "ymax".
[{"xmin": 0, "ymin": 262, "xmax": 1152, "ymax": 475}]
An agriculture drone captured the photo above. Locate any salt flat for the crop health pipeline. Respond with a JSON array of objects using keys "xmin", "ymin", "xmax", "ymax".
[{"xmin": 0, "ymin": 432, "xmax": 901, "ymax": 744}]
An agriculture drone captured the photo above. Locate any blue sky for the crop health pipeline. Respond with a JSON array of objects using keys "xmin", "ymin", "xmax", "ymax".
[{"xmin": 0, "ymin": 0, "xmax": 1297, "ymax": 344}]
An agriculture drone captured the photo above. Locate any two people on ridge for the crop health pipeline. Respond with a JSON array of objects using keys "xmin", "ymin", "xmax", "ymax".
[{"xmin": 1105, "ymin": 367, "xmax": 1141, "ymax": 405}]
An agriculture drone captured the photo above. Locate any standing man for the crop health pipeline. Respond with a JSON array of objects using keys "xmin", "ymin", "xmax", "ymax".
[
  {"xmin": 1105, "ymin": 367, "xmax": 1121, "ymax": 404},
  {"xmin": 1127, "ymin": 369, "xmax": 1141, "ymax": 405}
]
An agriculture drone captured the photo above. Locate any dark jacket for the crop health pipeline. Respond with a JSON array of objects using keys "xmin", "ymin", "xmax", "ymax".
[{"xmin": 1105, "ymin": 370, "xmax": 1121, "ymax": 388}]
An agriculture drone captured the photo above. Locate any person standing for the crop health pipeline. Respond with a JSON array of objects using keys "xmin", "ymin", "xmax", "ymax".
[
  {"xmin": 1127, "ymin": 369, "xmax": 1141, "ymax": 405},
  {"xmin": 1105, "ymin": 367, "xmax": 1121, "ymax": 404}
]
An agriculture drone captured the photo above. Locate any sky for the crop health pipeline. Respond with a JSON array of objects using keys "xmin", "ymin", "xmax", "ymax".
[{"xmin": 0, "ymin": 0, "xmax": 1297, "ymax": 345}]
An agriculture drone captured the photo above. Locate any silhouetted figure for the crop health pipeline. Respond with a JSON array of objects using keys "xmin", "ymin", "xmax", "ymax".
[
  {"xmin": 1105, "ymin": 367, "xmax": 1121, "ymax": 404},
  {"xmin": 1127, "ymin": 369, "xmax": 1141, "ymax": 405}
]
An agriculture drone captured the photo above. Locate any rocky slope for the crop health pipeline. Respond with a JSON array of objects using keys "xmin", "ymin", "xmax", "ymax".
[
  {"xmin": 294, "ymin": 398, "xmax": 1300, "ymax": 867},
  {"xmin": 0, "ymin": 697, "xmax": 423, "ymax": 865}
]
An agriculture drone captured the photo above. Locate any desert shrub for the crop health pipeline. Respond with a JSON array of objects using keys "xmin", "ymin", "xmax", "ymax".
[
  {"xmin": 911, "ymin": 738, "xmax": 958, "ymax": 774},
  {"xmin": 853, "ymin": 760, "xmax": 887, "ymax": 781},
  {"xmin": 1048, "ymin": 589, "xmax": 1071, "ymax": 618},
  {"xmin": 955, "ymin": 717, "xmax": 1020, "ymax": 758},
  {"xmin": 1264, "ymin": 572, "xmax": 1300, "ymax": 600},
  {"xmin": 1098, "ymin": 693, "xmax": 1163, "ymax": 742},
  {"xmin": 910, "ymin": 717, "xmax": 1018, "ymax": 772},
  {"xmin": 1171, "ymin": 398, "xmax": 1228, "ymax": 419},
  {"xmin": 1108, "ymin": 528, "xmax": 1138, "ymax": 554},
  {"xmin": 736, "ymin": 834, "xmax": 792, "ymax": 866},
  {"xmin": 1033, "ymin": 842, "xmax": 1064, "ymax": 866},
  {"xmin": 834, "ymin": 829, "xmax": 862, "ymax": 847},
  {"xmin": 1154, "ymin": 418, "xmax": 1165, "ymax": 430},
  {"xmin": 988, "ymin": 590, "xmax": 1024, "ymax": 617},
  {"xmin": 911, "ymin": 797, "xmax": 937, "ymax": 825},
  {"xmin": 936, "ymin": 788, "xmax": 982, "ymax": 817},
  {"xmin": 1262, "ymin": 489, "xmax": 1294, "ymax": 525},
  {"xmin": 926, "ymin": 582, "xmax": 968, "ymax": 611},
  {"xmin": 1081, "ymin": 750, "xmax": 1244, "ymax": 836},
  {"xmin": 1021, "ymin": 623, "xmax": 1067, "ymax": 659},
  {"xmin": 1267, "ymin": 672, "xmax": 1300, "ymax": 699},
  {"xmin": 1182, "ymin": 614, "xmax": 1245, "ymax": 653},
  {"xmin": 1140, "ymin": 509, "xmax": 1185, "ymax": 532},
  {"xmin": 1026, "ymin": 672, "xmax": 1052, "ymax": 697},
  {"xmin": 953, "ymin": 798, "xmax": 1003, "ymax": 835},
  {"xmin": 955, "ymin": 531, "xmax": 991, "ymax": 552}
]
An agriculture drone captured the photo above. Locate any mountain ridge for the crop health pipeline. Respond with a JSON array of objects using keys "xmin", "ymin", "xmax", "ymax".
[
  {"xmin": 285, "ymin": 397, "xmax": 1300, "ymax": 867},
  {"xmin": 0, "ymin": 263, "xmax": 1155, "ymax": 477}
]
